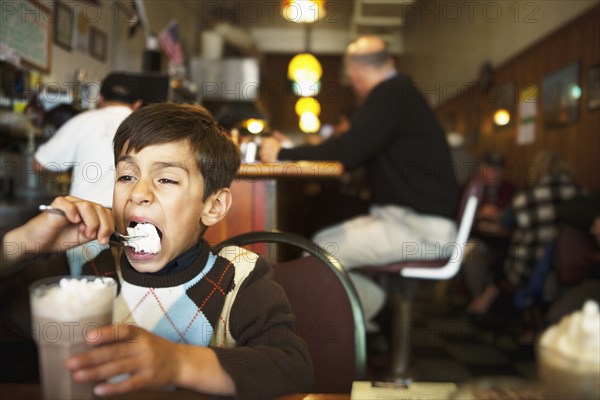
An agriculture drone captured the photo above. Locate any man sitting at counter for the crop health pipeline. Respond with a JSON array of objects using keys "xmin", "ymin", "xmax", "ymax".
[
  {"xmin": 2, "ymin": 103, "xmax": 313, "ymax": 398},
  {"xmin": 260, "ymin": 35, "xmax": 459, "ymax": 331}
]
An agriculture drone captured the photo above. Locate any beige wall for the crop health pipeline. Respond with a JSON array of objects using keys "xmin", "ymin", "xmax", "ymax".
[
  {"xmin": 40, "ymin": 0, "xmax": 113, "ymax": 84},
  {"xmin": 436, "ymin": 5, "xmax": 600, "ymax": 190},
  {"xmin": 400, "ymin": 0, "xmax": 599, "ymax": 106},
  {"xmin": 38, "ymin": 0, "xmax": 200, "ymax": 86},
  {"xmin": 111, "ymin": 0, "xmax": 200, "ymax": 73}
]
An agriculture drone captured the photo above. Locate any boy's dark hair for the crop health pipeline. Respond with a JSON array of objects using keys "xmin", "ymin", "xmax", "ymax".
[{"xmin": 113, "ymin": 103, "xmax": 241, "ymax": 200}]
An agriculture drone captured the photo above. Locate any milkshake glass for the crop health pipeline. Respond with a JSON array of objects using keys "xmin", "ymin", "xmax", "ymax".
[
  {"xmin": 30, "ymin": 276, "xmax": 117, "ymax": 400},
  {"xmin": 537, "ymin": 300, "xmax": 600, "ymax": 400}
]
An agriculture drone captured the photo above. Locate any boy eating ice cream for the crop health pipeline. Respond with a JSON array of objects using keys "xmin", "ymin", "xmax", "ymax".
[{"xmin": 1, "ymin": 103, "xmax": 313, "ymax": 398}]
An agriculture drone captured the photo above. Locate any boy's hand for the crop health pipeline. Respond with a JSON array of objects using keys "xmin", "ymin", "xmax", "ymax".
[
  {"xmin": 39, "ymin": 196, "xmax": 114, "ymax": 246},
  {"xmin": 2, "ymin": 196, "xmax": 113, "ymax": 262},
  {"xmin": 66, "ymin": 324, "xmax": 181, "ymax": 396}
]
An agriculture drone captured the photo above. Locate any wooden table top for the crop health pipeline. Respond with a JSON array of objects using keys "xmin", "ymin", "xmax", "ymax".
[
  {"xmin": 237, "ymin": 161, "xmax": 344, "ymax": 178},
  {"xmin": 0, "ymin": 383, "xmax": 350, "ymax": 400}
]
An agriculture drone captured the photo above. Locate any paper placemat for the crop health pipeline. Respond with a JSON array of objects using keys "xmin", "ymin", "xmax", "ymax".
[{"xmin": 351, "ymin": 381, "xmax": 457, "ymax": 400}]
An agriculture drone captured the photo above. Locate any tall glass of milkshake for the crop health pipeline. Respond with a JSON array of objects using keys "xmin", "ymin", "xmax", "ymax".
[
  {"xmin": 538, "ymin": 300, "xmax": 600, "ymax": 400},
  {"xmin": 30, "ymin": 276, "xmax": 117, "ymax": 400}
]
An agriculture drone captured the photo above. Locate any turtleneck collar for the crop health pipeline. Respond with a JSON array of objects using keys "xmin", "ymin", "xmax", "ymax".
[{"xmin": 119, "ymin": 239, "xmax": 212, "ymax": 288}]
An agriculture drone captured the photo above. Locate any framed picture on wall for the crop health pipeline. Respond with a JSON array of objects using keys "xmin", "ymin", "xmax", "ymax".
[
  {"xmin": 587, "ymin": 65, "xmax": 600, "ymax": 110},
  {"xmin": 542, "ymin": 62, "xmax": 580, "ymax": 129},
  {"xmin": 75, "ymin": 10, "xmax": 89, "ymax": 52},
  {"xmin": 54, "ymin": 1, "xmax": 74, "ymax": 51},
  {"xmin": 89, "ymin": 26, "xmax": 107, "ymax": 62},
  {"xmin": 1, "ymin": 0, "xmax": 52, "ymax": 72}
]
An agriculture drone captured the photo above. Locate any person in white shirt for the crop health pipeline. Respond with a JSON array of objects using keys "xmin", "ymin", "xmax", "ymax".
[{"xmin": 34, "ymin": 72, "xmax": 142, "ymax": 275}]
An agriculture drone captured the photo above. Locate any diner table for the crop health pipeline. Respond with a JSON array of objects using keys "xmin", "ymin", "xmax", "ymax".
[
  {"xmin": 0, "ymin": 383, "xmax": 350, "ymax": 400},
  {"xmin": 204, "ymin": 161, "xmax": 344, "ymax": 246}
]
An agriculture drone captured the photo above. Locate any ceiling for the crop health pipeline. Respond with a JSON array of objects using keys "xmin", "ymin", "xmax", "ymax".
[
  {"xmin": 180, "ymin": 0, "xmax": 599, "ymax": 105},
  {"xmin": 182, "ymin": 0, "xmax": 413, "ymax": 53}
]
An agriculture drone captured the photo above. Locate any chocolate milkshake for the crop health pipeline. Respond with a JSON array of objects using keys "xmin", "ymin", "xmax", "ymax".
[
  {"xmin": 30, "ymin": 276, "xmax": 117, "ymax": 400},
  {"xmin": 538, "ymin": 300, "xmax": 600, "ymax": 400}
]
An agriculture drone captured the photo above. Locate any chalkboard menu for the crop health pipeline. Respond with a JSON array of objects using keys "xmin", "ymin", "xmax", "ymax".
[{"xmin": 0, "ymin": 0, "xmax": 51, "ymax": 72}]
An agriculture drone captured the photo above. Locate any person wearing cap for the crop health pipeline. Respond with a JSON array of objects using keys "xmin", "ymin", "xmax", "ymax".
[
  {"xmin": 34, "ymin": 72, "xmax": 142, "ymax": 275},
  {"xmin": 477, "ymin": 152, "xmax": 516, "ymax": 222},
  {"xmin": 259, "ymin": 35, "xmax": 459, "ymax": 331}
]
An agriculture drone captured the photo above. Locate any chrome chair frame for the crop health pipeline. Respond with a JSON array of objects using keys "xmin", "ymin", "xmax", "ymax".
[{"xmin": 216, "ymin": 231, "xmax": 367, "ymax": 391}]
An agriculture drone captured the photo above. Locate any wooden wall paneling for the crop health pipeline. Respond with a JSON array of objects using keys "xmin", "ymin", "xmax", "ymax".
[
  {"xmin": 436, "ymin": 5, "xmax": 600, "ymax": 190},
  {"xmin": 580, "ymin": 9, "xmax": 600, "ymax": 187}
]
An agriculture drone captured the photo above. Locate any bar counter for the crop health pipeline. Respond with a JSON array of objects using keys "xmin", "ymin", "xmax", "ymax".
[
  {"xmin": 204, "ymin": 161, "xmax": 343, "ymax": 246},
  {"xmin": 237, "ymin": 161, "xmax": 343, "ymax": 178}
]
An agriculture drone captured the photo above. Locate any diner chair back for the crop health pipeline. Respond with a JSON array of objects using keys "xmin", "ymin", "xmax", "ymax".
[
  {"xmin": 216, "ymin": 231, "xmax": 367, "ymax": 394},
  {"xmin": 357, "ymin": 177, "xmax": 484, "ymax": 377}
]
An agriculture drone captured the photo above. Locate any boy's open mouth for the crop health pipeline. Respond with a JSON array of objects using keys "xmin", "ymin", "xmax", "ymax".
[{"xmin": 125, "ymin": 221, "xmax": 163, "ymax": 255}]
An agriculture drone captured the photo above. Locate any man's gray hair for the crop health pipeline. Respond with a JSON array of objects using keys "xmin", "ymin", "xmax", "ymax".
[{"xmin": 345, "ymin": 39, "xmax": 392, "ymax": 68}]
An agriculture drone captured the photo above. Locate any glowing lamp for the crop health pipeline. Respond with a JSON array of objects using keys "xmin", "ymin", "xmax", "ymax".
[
  {"xmin": 281, "ymin": 0, "xmax": 326, "ymax": 23},
  {"xmin": 493, "ymin": 108, "xmax": 511, "ymax": 126},
  {"xmin": 288, "ymin": 53, "xmax": 322, "ymax": 83},
  {"xmin": 292, "ymin": 80, "xmax": 321, "ymax": 97},
  {"xmin": 295, "ymin": 97, "xmax": 321, "ymax": 116},
  {"xmin": 244, "ymin": 118, "xmax": 265, "ymax": 134},
  {"xmin": 299, "ymin": 112, "xmax": 320, "ymax": 133}
]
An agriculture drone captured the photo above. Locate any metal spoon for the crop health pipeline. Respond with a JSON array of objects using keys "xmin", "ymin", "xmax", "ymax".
[{"xmin": 38, "ymin": 205, "xmax": 147, "ymax": 244}]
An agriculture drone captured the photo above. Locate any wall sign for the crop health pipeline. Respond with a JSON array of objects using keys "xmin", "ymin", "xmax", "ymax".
[
  {"xmin": 53, "ymin": 1, "xmax": 74, "ymax": 51},
  {"xmin": 89, "ymin": 26, "xmax": 107, "ymax": 62},
  {"xmin": 542, "ymin": 62, "xmax": 581, "ymax": 129},
  {"xmin": 0, "ymin": 0, "xmax": 52, "ymax": 72}
]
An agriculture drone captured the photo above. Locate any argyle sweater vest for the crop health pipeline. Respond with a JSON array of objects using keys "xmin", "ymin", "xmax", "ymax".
[{"xmin": 103, "ymin": 244, "xmax": 259, "ymax": 348}]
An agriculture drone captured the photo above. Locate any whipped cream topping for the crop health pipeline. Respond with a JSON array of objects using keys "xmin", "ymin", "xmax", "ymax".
[
  {"xmin": 539, "ymin": 300, "xmax": 600, "ymax": 367},
  {"xmin": 126, "ymin": 223, "xmax": 161, "ymax": 254},
  {"xmin": 31, "ymin": 277, "xmax": 116, "ymax": 320}
]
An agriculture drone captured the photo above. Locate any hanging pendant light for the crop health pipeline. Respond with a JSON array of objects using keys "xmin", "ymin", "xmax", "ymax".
[
  {"xmin": 292, "ymin": 80, "xmax": 321, "ymax": 97},
  {"xmin": 288, "ymin": 53, "xmax": 322, "ymax": 96},
  {"xmin": 299, "ymin": 111, "xmax": 320, "ymax": 133},
  {"xmin": 295, "ymin": 97, "xmax": 321, "ymax": 116},
  {"xmin": 288, "ymin": 53, "xmax": 322, "ymax": 83},
  {"xmin": 281, "ymin": 0, "xmax": 326, "ymax": 24}
]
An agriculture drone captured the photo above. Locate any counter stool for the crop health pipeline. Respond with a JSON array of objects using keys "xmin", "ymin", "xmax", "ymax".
[{"xmin": 357, "ymin": 178, "xmax": 484, "ymax": 378}]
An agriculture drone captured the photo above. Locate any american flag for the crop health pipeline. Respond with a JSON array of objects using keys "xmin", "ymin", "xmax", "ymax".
[{"xmin": 158, "ymin": 19, "xmax": 183, "ymax": 66}]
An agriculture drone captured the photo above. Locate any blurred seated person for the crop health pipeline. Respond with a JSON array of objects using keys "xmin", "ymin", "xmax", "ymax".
[
  {"xmin": 462, "ymin": 152, "xmax": 516, "ymax": 299},
  {"xmin": 544, "ymin": 191, "xmax": 600, "ymax": 325},
  {"xmin": 259, "ymin": 35, "xmax": 459, "ymax": 331},
  {"xmin": 474, "ymin": 152, "xmax": 516, "ymax": 233},
  {"xmin": 467, "ymin": 150, "xmax": 580, "ymax": 317}
]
